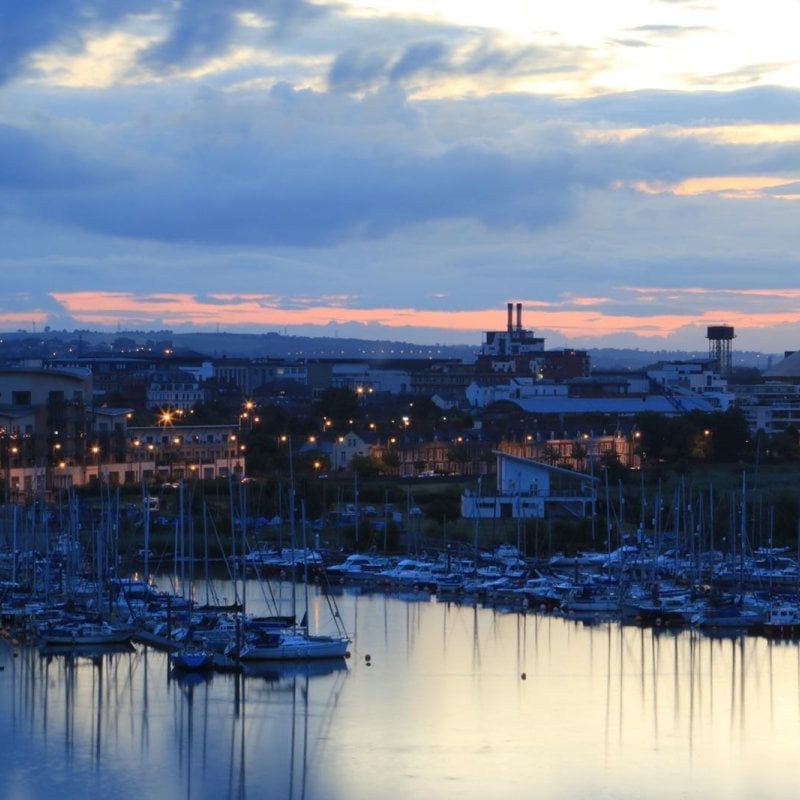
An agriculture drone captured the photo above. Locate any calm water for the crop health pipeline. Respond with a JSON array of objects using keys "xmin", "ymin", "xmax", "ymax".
[{"xmin": 3, "ymin": 579, "xmax": 800, "ymax": 799}]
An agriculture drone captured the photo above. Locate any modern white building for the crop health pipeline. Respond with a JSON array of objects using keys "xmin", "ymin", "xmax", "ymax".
[
  {"xmin": 735, "ymin": 383, "xmax": 800, "ymax": 434},
  {"xmin": 466, "ymin": 379, "xmax": 568, "ymax": 409},
  {"xmin": 461, "ymin": 452, "xmax": 596, "ymax": 520},
  {"xmin": 646, "ymin": 360, "xmax": 733, "ymax": 410}
]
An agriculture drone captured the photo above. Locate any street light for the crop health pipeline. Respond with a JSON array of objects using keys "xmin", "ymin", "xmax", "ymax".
[
  {"xmin": 91, "ymin": 445, "xmax": 101, "ymax": 482},
  {"xmin": 132, "ymin": 439, "xmax": 142, "ymax": 481}
]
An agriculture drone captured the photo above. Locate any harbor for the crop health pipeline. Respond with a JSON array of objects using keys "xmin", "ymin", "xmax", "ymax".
[{"xmin": 4, "ymin": 579, "xmax": 800, "ymax": 799}]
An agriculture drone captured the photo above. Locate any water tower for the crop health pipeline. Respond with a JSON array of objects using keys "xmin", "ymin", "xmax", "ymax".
[{"xmin": 706, "ymin": 325, "xmax": 735, "ymax": 378}]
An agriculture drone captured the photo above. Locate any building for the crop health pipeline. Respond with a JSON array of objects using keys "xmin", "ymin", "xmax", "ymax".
[
  {"xmin": 763, "ymin": 351, "xmax": 800, "ymax": 384},
  {"xmin": 214, "ymin": 357, "xmax": 307, "ymax": 395},
  {"xmin": 306, "ymin": 359, "xmax": 439, "ymax": 397},
  {"xmin": 735, "ymin": 382, "xmax": 800, "ymax": 435},
  {"xmin": 0, "ymin": 366, "xmax": 93, "ymax": 466},
  {"xmin": 144, "ymin": 369, "xmax": 204, "ymax": 410},
  {"xmin": 466, "ymin": 379, "xmax": 568, "ymax": 408},
  {"xmin": 476, "ymin": 304, "xmax": 589, "ymax": 380},
  {"xmin": 370, "ymin": 437, "xmax": 492, "ymax": 477},
  {"xmin": 461, "ymin": 452, "xmax": 596, "ymax": 520},
  {"xmin": 0, "ymin": 365, "xmax": 92, "ymax": 407},
  {"xmin": 331, "ymin": 431, "xmax": 371, "ymax": 470},
  {"xmin": 497, "ymin": 433, "xmax": 640, "ymax": 470},
  {"xmin": 127, "ymin": 423, "xmax": 245, "ymax": 480},
  {"xmin": 481, "ymin": 303, "xmax": 545, "ymax": 359}
]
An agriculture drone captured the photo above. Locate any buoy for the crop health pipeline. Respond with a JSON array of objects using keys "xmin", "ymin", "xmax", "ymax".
[{"xmin": 521, "ymin": 672, "xmax": 527, "ymax": 680}]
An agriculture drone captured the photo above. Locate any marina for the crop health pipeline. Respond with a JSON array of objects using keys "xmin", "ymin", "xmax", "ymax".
[{"xmin": 4, "ymin": 578, "xmax": 800, "ymax": 799}]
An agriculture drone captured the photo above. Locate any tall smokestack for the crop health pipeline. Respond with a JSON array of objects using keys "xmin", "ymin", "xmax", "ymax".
[
  {"xmin": 507, "ymin": 302, "xmax": 513, "ymax": 333},
  {"xmin": 516, "ymin": 302, "xmax": 522, "ymax": 331}
]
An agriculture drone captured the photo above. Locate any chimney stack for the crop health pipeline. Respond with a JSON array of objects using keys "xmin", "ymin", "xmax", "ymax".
[
  {"xmin": 516, "ymin": 302, "xmax": 522, "ymax": 331},
  {"xmin": 507, "ymin": 302, "xmax": 513, "ymax": 333}
]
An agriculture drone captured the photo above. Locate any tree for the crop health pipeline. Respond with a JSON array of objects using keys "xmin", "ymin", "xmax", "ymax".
[
  {"xmin": 599, "ymin": 451, "xmax": 626, "ymax": 482},
  {"xmin": 770, "ymin": 425, "xmax": 800, "ymax": 461},
  {"xmin": 349, "ymin": 455, "xmax": 383, "ymax": 476},
  {"xmin": 314, "ymin": 388, "xmax": 363, "ymax": 423},
  {"xmin": 571, "ymin": 443, "xmax": 588, "ymax": 471},
  {"xmin": 381, "ymin": 451, "xmax": 401, "ymax": 470},
  {"xmin": 542, "ymin": 444, "xmax": 561, "ymax": 466}
]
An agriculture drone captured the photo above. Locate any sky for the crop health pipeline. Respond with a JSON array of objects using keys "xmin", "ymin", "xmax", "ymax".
[{"xmin": 3, "ymin": 0, "xmax": 800, "ymax": 351}]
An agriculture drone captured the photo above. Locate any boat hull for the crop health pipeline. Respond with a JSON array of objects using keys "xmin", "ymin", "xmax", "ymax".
[{"xmin": 239, "ymin": 635, "xmax": 349, "ymax": 661}]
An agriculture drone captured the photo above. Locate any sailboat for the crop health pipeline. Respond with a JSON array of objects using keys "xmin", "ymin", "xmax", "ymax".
[
  {"xmin": 233, "ymin": 454, "xmax": 350, "ymax": 662},
  {"xmin": 237, "ymin": 617, "xmax": 350, "ymax": 661}
]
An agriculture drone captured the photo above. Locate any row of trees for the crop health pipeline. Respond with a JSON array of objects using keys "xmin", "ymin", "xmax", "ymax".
[{"xmin": 636, "ymin": 409, "xmax": 800, "ymax": 464}]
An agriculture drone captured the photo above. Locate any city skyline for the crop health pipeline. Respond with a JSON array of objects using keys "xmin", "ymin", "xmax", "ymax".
[{"xmin": 4, "ymin": 1, "xmax": 800, "ymax": 349}]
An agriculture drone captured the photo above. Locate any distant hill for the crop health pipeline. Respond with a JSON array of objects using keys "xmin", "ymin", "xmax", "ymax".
[
  {"xmin": 0, "ymin": 329, "xmax": 777, "ymax": 369},
  {"xmin": 585, "ymin": 348, "xmax": 775, "ymax": 370},
  {"xmin": 169, "ymin": 331, "xmax": 479, "ymax": 360}
]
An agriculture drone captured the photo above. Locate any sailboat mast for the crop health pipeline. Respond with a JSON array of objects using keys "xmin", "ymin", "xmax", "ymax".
[
  {"xmin": 288, "ymin": 437, "xmax": 297, "ymax": 624},
  {"xmin": 302, "ymin": 499, "xmax": 309, "ymax": 631}
]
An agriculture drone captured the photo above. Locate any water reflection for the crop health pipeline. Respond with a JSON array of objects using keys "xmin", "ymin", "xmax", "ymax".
[
  {"xmin": 4, "ymin": 583, "xmax": 800, "ymax": 798},
  {"xmin": 2, "ymin": 629, "xmax": 348, "ymax": 799}
]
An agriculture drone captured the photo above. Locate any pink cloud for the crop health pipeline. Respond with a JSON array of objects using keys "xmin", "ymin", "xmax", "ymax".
[{"xmin": 48, "ymin": 290, "xmax": 800, "ymax": 341}]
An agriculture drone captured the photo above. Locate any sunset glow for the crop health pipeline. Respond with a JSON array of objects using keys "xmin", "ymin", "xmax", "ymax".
[
  {"xmin": 49, "ymin": 291, "xmax": 800, "ymax": 342},
  {"xmin": 2, "ymin": 1, "xmax": 800, "ymax": 350}
]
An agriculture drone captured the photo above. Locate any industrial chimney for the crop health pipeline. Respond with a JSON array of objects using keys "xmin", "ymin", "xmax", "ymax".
[
  {"xmin": 507, "ymin": 302, "xmax": 513, "ymax": 333},
  {"xmin": 516, "ymin": 302, "xmax": 523, "ymax": 331}
]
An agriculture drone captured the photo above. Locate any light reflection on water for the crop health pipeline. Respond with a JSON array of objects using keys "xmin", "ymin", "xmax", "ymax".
[{"xmin": 3, "ymin": 579, "xmax": 800, "ymax": 799}]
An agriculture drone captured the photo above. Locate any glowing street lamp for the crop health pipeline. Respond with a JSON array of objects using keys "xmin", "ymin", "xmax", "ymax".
[{"xmin": 90, "ymin": 445, "xmax": 101, "ymax": 481}]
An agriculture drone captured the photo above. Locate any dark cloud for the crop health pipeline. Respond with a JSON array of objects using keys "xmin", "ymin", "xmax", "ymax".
[
  {"xmin": 140, "ymin": 0, "xmax": 325, "ymax": 70},
  {"xmin": 0, "ymin": 122, "xmax": 117, "ymax": 189},
  {"xmin": 461, "ymin": 41, "xmax": 582, "ymax": 76},
  {"xmin": 0, "ymin": 0, "xmax": 326, "ymax": 85},
  {"xmin": 0, "ymin": 0, "xmax": 150, "ymax": 84},
  {"xmin": 8, "ymin": 83, "xmax": 800, "ymax": 249},
  {"xmin": 611, "ymin": 38, "xmax": 651, "ymax": 48},
  {"xmin": 388, "ymin": 41, "xmax": 448, "ymax": 82},
  {"xmin": 329, "ymin": 49, "xmax": 389, "ymax": 93},
  {"xmin": 2, "ymin": 88, "xmax": 578, "ymax": 247},
  {"xmin": 329, "ymin": 37, "xmax": 583, "ymax": 91},
  {"xmin": 577, "ymin": 133, "xmax": 800, "ymax": 183},
  {"xmin": 46, "ymin": 140, "xmax": 575, "ymax": 247},
  {"xmin": 562, "ymin": 85, "xmax": 800, "ymax": 125}
]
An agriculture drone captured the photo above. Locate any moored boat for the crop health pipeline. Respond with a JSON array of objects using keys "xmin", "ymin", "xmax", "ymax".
[{"xmin": 235, "ymin": 631, "xmax": 350, "ymax": 661}]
